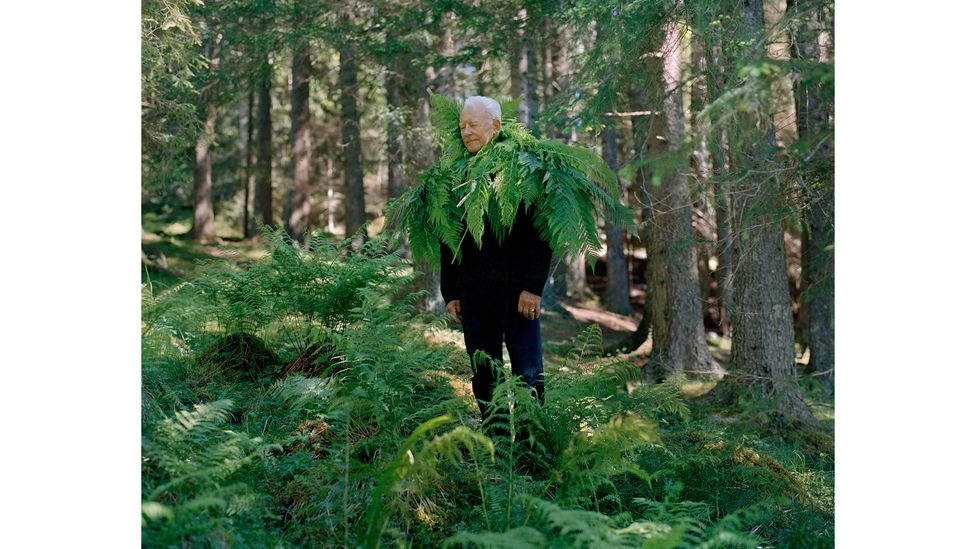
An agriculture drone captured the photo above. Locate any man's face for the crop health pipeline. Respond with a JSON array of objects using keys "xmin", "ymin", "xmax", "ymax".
[{"xmin": 459, "ymin": 103, "xmax": 501, "ymax": 154}]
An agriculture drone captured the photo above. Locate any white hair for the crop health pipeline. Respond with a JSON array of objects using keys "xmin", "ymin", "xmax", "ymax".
[{"xmin": 462, "ymin": 95, "xmax": 502, "ymax": 123}]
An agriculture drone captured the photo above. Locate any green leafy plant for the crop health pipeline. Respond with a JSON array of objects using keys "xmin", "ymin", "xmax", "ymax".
[{"xmin": 384, "ymin": 95, "xmax": 636, "ymax": 268}]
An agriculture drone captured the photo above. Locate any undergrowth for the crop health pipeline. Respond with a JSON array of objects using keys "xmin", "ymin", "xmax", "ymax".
[{"xmin": 142, "ymin": 229, "xmax": 833, "ymax": 548}]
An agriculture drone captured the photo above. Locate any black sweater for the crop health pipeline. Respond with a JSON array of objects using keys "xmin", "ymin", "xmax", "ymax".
[{"xmin": 440, "ymin": 202, "xmax": 554, "ymax": 302}]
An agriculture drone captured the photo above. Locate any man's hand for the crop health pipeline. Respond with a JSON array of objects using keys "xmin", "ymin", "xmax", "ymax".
[
  {"xmin": 446, "ymin": 299, "xmax": 462, "ymax": 323},
  {"xmin": 518, "ymin": 291, "xmax": 542, "ymax": 320}
]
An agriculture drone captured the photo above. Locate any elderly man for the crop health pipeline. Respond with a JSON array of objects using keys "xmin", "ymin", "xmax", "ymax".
[{"xmin": 439, "ymin": 96, "xmax": 553, "ymax": 435}]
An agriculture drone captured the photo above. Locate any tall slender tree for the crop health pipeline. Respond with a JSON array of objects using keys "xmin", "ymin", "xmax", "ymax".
[
  {"xmin": 254, "ymin": 53, "xmax": 274, "ymax": 230},
  {"xmin": 285, "ymin": 29, "xmax": 312, "ymax": 242},
  {"xmin": 641, "ymin": 10, "xmax": 721, "ymax": 379},
  {"xmin": 191, "ymin": 20, "xmax": 219, "ymax": 242},
  {"xmin": 793, "ymin": 0, "xmax": 834, "ymax": 392},
  {"xmin": 339, "ymin": 29, "xmax": 367, "ymax": 247},
  {"xmin": 603, "ymin": 118, "xmax": 633, "ymax": 315}
]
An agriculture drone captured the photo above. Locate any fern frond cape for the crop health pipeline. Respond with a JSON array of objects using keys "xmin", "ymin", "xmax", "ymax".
[{"xmin": 384, "ymin": 95, "xmax": 635, "ymax": 268}]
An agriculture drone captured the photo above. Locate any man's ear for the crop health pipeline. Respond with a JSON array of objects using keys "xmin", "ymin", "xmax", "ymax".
[{"xmin": 492, "ymin": 118, "xmax": 501, "ymax": 132}]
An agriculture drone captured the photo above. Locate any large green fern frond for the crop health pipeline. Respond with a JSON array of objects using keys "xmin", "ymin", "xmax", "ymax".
[{"xmin": 381, "ymin": 94, "xmax": 635, "ymax": 265}]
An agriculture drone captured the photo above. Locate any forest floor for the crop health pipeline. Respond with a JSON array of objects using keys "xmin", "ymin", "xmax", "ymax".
[
  {"xmin": 141, "ymin": 216, "xmax": 834, "ymax": 431},
  {"xmin": 142, "ymin": 216, "xmax": 835, "ymax": 547}
]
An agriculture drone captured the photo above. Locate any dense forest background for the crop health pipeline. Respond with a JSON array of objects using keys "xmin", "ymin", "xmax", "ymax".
[{"xmin": 141, "ymin": 0, "xmax": 835, "ymax": 546}]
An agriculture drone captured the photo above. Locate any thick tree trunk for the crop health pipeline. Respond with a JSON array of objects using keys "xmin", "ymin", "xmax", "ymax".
[
  {"xmin": 286, "ymin": 39, "xmax": 312, "ymax": 242},
  {"xmin": 727, "ymin": 0, "xmax": 817, "ymax": 425},
  {"xmin": 641, "ymin": 15, "xmax": 721, "ymax": 380},
  {"xmin": 339, "ymin": 39, "xmax": 366, "ymax": 247},
  {"xmin": 254, "ymin": 56, "xmax": 274, "ymax": 231},
  {"xmin": 602, "ymin": 121, "xmax": 632, "ymax": 315},
  {"xmin": 729, "ymin": 178, "xmax": 818, "ymax": 424}
]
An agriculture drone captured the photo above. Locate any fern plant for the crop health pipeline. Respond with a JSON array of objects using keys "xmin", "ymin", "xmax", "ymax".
[
  {"xmin": 141, "ymin": 400, "xmax": 277, "ymax": 548},
  {"xmin": 384, "ymin": 95, "xmax": 636, "ymax": 267},
  {"xmin": 362, "ymin": 415, "xmax": 495, "ymax": 548}
]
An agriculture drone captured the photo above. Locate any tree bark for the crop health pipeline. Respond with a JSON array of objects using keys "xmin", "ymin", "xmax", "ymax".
[
  {"xmin": 727, "ymin": 0, "xmax": 817, "ymax": 425},
  {"xmin": 191, "ymin": 25, "xmax": 218, "ymax": 243},
  {"xmin": 510, "ymin": 9, "xmax": 527, "ymax": 122},
  {"xmin": 641, "ymin": 14, "xmax": 721, "ymax": 380},
  {"xmin": 285, "ymin": 38, "xmax": 312, "ymax": 242},
  {"xmin": 240, "ymin": 90, "xmax": 254, "ymax": 239},
  {"xmin": 254, "ymin": 55, "xmax": 274, "ymax": 231},
  {"xmin": 386, "ymin": 52, "xmax": 407, "ymax": 202},
  {"xmin": 523, "ymin": 8, "xmax": 540, "ymax": 132},
  {"xmin": 339, "ymin": 38, "xmax": 366, "ymax": 248},
  {"xmin": 629, "ymin": 85, "xmax": 653, "ymax": 350},
  {"xmin": 192, "ymin": 100, "xmax": 217, "ymax": 242},
  {"xmin": 764, "ymin": 0, "xmax": 799, "ymax": 147},
  {"xmin": 704, "ymin": 16, "xmax": 734, "ymax": 339},
  {"xmin": 794, "ymin": 0, "xmax": 834, "ymax": 393},
  {"xmin": 602, "ymin": 120, "xmax": 632, "ymax": 315},
  {"xmin": 714, "ymin": 146, "xmax": 733, "ymax": 337},
  {"xmin": 689, "ymin": 36, "xmax": 716, "ymax": 321}
]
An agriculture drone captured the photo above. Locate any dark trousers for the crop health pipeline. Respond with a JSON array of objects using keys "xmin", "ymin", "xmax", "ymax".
[{"xmin": 460, "ymin": 287, "xmax": 546, "ymax": 429}]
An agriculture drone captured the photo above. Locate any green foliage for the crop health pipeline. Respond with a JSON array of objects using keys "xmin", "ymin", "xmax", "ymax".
[
  {"xmin": 143, "ymin": 235, "xmax": 832, "ymax": 547},
  {"xmin": 384, "ymin": 95, "xmax": 636, "ymax": 268},
  {"xmin": 363, "ymin": 415, "xmax": 495, "ymax": 548},
  {"xmin": 141, "ymin": 399, "xmax": 278, "ymax": 547},
  {"xmin": 142, "ymin": 0, "xmax": 203, "ymax": 200}
]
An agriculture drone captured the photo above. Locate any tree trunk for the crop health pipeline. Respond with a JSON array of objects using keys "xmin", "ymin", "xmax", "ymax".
[
  {"xmin": 192, "ymin": 100, "xmax": 217, "ymax": 242},
  {"xmin": 602, "ymin": 120, "xmax": 632, "ymax": 315},
  {"xmin": 689, "ymin": 36, "xmax": 716, "ymax": 322},
  {"xmin": 641, "ymin": 14, "xmax": 721, "ymax": 380},
  {"xmin": 386, "ymin": 52, "xmax": 407, "ymax": 202},
  {"xmin": 629, "ymin": 85, "xmax": 653, "ymax": 350},
  {"xmin": 764, "ymin": 0, "xmax": 799, "ymax": 147},
  {"xmin": 714, "ymin": 147, "xmax": 733, "ymax": 338},
  {"xmin": 508, "ymin": 38, "xmax": 524, "ymax": 105},
  {"xmin": 191, "ymin": 26, "xmax": 218, "ymax": 243},
  {"xmin": 794, "ymin": 0, "xmax": 834, "ymax": 392},
  {"xmin": 729, "ymin": 178, "xmax": 818, "ymax": 424},
  {"xmin": 339, "ymin": 38, "xmax": 366, "ymax": 247},
  {"xmin": 510, "ymin": 9, "xmax": 527, "ymax": 122},
  {"xmin": 523, "ymin": 9, "xmax": 540, "ymax": 132},
  {"xmin": 240, "ymin": 90, "xmax": 255, "ymax": 239},
  {"xmin": 727, "ymin": 0, "xmax": 817, "ymax": 425},
  {"xmin": 254, "ymin": 55, "xmax": 274, "ymax": 231},
  {"xmin": 286, "ymin": 38, "xmax": 312, "ymax": 242},
  {"xmin": 704, "ymin": 18, "xmax": 733, "ymax": 339}
]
